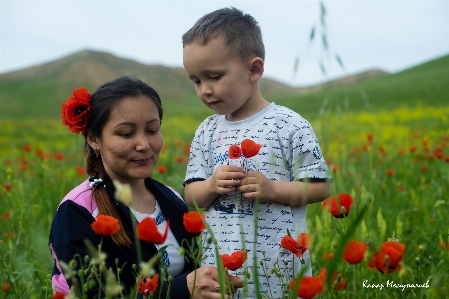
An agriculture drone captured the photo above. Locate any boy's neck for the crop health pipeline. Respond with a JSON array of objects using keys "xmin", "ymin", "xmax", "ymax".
[{"xmin": 226, "ymin": 91, "xmax": 269, "ymax": 122}]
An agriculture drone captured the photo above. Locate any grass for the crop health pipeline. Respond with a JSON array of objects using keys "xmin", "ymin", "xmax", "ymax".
[{"xmin": 0, "ymin": 101, "xmax": 448, "ymax": 298}]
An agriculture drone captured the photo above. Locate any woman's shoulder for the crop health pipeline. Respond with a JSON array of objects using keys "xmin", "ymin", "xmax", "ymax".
[{"xmin": 58, "ymin": 179, "xmax": 96, "ymax": 213}]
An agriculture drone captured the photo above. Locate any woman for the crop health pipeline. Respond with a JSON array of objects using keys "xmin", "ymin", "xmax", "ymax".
[{"xmin": 49, "ymin": 76, "xmax": 243, "ymax": 298}]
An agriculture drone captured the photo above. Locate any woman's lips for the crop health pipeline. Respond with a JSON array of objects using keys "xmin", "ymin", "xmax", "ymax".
[{"xmin": 133, "ymin": 158, "xmax": 150, "ymax": 165}]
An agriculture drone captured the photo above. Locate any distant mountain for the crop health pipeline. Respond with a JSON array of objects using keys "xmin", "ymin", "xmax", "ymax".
[{"xmin": 2, "ymin": 49, "xmax": 446, "ymax": 121}]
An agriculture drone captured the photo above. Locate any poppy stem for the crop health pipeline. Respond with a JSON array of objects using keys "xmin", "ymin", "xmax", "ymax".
[{"xmin": 340, "ymin": 218, "xmax": 345, "ymax": 235}]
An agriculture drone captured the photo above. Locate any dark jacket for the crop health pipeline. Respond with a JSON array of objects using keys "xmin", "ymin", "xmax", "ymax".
[{"xmin": 49, "ymin": 176, "xmax": 196, "ymax": 298}]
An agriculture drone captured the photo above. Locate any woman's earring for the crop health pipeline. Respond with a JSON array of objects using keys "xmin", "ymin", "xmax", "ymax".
[{"xmin": 94, "ymin": 148, "xmax": 100, "ymax": 158}]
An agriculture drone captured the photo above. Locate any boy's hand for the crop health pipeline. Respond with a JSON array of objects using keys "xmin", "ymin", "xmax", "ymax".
[
  {"xmin": 236, "ymin": 172, "xmax": 274, "ymax": 200},
  {"xmin": 209, "ymin": 165, "xmax": 245, "ymax": 195}
]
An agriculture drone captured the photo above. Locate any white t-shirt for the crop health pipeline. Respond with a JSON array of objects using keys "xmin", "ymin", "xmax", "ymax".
[
  {"xmin": 185, "ymin": 103, "xmax": 330, "ymax": 298},
  {"xmin": 131, "ymin": 201, "xmax": 185, "ymax": 278}
]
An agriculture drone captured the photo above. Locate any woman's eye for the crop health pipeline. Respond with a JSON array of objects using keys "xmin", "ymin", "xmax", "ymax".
[
  {"xmin": 119, "ymin": 133, "xmax": 133, "ymax": 138},
  {"xmin": 147, "ymin": 129, "xmax": 159, "ymax": 135}
]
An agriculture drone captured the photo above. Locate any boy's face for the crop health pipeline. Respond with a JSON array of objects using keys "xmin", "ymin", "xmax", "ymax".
[{"xmin": 183, "ymin": 38, "xmax": 260, "ymax": 121}]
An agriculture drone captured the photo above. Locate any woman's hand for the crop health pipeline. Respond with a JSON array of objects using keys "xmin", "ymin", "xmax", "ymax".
[{"xmin": 186, "ymin": 266, "xmax": 244, "ymax": 299}]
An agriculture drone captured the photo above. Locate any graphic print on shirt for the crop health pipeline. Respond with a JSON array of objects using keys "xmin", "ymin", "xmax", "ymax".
[
  {"xmin": 155, "ymin": 211, "xmax": 170, "ymax": 267},
  {"xmin": 212, "ymin": 155, "xmax": 259, "ymax": 215}
]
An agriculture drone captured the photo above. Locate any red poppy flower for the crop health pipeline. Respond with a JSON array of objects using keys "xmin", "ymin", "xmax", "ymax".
[
  {"xmin": 241, "ymin": 139, "xmax": 262, "ymax": 158},
  {"xmin": 280, "ymin": 232, "xmax": 312, "ymax": 258},
  {"xmin": 2, "ymin": 182, "xmax": 11, "ymax": 192},
  {"xmin": 322, "ymin": 193, "xmax": 353, "ymax": 218},
  {"xmin": 61, "ymin": 87, "xmax": 91, "ymax": 135},
  {"xmin": 369, "ymin": 242, "xmax": 405, "ymax": 274},
  {"xmin": 228, "ymin": 145, "xmax": 242, "ymax": 159},
  {"xmin": 1, "ymin": 282, "xmax": 11, "ymax": 292},
  {"xmin": 322, "ymin": 252, "xmax": 334, "ymax": 260},
  {"xmin": 137, "ymin": 218, "xmax": 170, "ymax": 244},
  {"xmin": 157, "ymin": 165, "xmax": 167, "ymax": 173},
  {"xmin": 183, "ymin": 211, "xmax": 206, "ymax": 236},
  {"xmin": 318, "ymin": 268, "xmax": 347, "ymax": 291},
  {"xmin": 23, "ymin": 145, "xmax": 32, "ymax": 152},
  {"xmin": 220, "ymin": 250, "xmax": 247, "ymax": 271},
  {"xmin": 138, "ymin": 274, "xmax": 159, "ymax": 298},
  {"xmin": 55, "ymin": 153, "xmax": 65, "ymax": 161},
  {"xmin": 1, "ymin": 211, "xmax": 11, "ymax": 221},
  {"xmin": 289, "ymin": 276, "xmax": 324, "ymax": 299},
  {"xmin": 176, "ymin": 155, "xmax": 184, "ymax": 163},
  {"xmin": 386, "ymin": 169, "xmax": 394, "ymax": 176},
  {"xmin": 52, "ymin": 291, "xmax": 66, "ymax": 299},
  {"xmin": 75, "ymin": 166, "xmax": 86, "ymax": 177},
  {"xmin": 91, "ymin": 215, "xmax": 120, "ymax": 236},
  {"xmin": 366, "ymin": 133, "xmax": 374, "ymax": 144},
  {"xmin": 342, "ymin": 240, "xmax": 368, "ymax": 264}
]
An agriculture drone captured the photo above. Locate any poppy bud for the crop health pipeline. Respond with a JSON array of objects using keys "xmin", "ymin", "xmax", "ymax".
[
  {"xmin": 415, "ymin": 257, "xmax": 421, "ymax": 266},
  {"xmin": 70, "ymin": 259, "xmax": 77, "ymax": 268},
  {"xmin": 132, "ymin": 264, "xmax": 137, "ymax": 271},
  {"xmin": 179, "ymin": 247, "xmax": 185, "ymax": 257},
  {"xmin": 207, "ymin": 237, "xmax": 213, "ymax": 244},
  {"xmin": 260, "ymin": 260, "xmax": 264, "ymax": 266},
  {"xmin": 418, "ymin": 244, "xmax": 424, "ymax": 253}
]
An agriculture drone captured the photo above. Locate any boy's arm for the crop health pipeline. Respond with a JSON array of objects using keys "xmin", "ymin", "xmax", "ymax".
[
  {"xmin": 237, "ymin": 172, "xmax": 331, "ymax": 205},
  {"xmin": 185, "ymin": 165, "xmax": 245, "ymax": 208}
]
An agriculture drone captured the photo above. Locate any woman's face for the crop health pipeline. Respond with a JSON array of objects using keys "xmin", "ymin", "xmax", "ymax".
[{"xmin": 88, "ymin": 95, "xmax": 163, "ymax": 184}]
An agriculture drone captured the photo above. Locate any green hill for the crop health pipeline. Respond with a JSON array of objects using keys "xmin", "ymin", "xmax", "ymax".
[
  {"xmin": 0, "ymin": 50, "xmax": 303, "ymax": 120},
  {"xmin": 273, "ymin": 54, "xmax": 449, "ymax": 119},
  {"xmin": 0, "ymin": 49, "xmax": 447, "ymax": 121}
]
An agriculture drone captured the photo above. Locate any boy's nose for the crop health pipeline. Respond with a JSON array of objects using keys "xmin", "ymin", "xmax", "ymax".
[{"xmin": 201, "ymin": 83, "xmax": 213, "ymax": 96}]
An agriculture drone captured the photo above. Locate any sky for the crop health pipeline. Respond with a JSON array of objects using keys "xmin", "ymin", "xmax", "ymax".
[{"xmin": 1, "ymin": 0, "xmax": 448, "ymax": 87}]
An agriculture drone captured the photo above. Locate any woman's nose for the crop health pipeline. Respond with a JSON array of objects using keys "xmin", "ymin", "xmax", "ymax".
[{"xmin": 135, "ymin": 133, "xmax": 151, "ymax": 151}]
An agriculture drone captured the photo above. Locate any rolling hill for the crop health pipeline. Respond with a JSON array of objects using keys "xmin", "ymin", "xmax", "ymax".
[{"xmin": 0, "ymin": 49, "xmax": 447, "ymax": 121}]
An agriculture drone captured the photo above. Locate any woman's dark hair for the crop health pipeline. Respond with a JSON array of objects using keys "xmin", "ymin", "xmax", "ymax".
[{"xmin": 84, "ymin": 76, "xmax": 163, "ymax": 248}]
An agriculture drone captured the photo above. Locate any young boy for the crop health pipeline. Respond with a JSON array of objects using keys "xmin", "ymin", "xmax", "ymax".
[{"xmin": 182, "ymin": 7, "xmax": 331, "ymax": 298}]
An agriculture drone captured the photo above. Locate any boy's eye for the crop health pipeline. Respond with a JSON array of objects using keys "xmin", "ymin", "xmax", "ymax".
[
  {"xmin": 192, "ymin": 79, "xmax": 200, "ymax": 86},
  {"xmin": 210, "ymin": 75, "xmax": 221, "ymax": 81}
]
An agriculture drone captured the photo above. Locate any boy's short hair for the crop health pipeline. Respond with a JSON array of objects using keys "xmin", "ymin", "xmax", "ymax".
[{"xmin": 182, "ymin": 7, "xmax": 265, "ymax": 61}]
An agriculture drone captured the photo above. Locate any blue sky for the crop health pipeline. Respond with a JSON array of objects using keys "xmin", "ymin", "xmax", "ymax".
[{"xmin": 1, "ymin": 0, "xmax": 448, "ymax": 86}]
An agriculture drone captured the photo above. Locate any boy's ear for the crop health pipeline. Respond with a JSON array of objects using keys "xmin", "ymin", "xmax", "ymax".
[{"xmin": 249, "ymin": 57, "xmax": 264, "ymax": 82}]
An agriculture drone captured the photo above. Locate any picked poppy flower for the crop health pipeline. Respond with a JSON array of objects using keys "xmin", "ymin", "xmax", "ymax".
[
  {"xmin": 137, "ymin": 218, "xmax": 170, "ymax": 244},
  {"xmin": 220, "ymin": 250, "xmax": 247, "ymax": 271},
  {"xmin": 241, "ymin": 139, "xmax": 262, "ymax": 158},
  {"xmin": 138, "ymin": 274, "xmax": 159, "ymax": 298},
  {"xmin": 289, "ymin": 276, "xmax": 324, "ymax": 299},
  {"xmin": 281, "ymin": 232, "xmax": 312, "ymax": 258},
  {"xmin": 61, "ymin": 87, "xmax": 91, "ymax": 135},
  {"xmin": 318, "ymin": 268, "xmax": 347, "ymax": 291},
  {"xmin": 228, "ymin": 145, "xmax": 242, "ymax": 159},
  {"xmin": 1, "ymin": 282, "xmax": 11, "ymax": 292},
  {"xmin": 342, "ymin": 240, "xmax": 368, "ymax": 264},
  {"xmin": 52, "ymin": 291, "xmax": 66, "ymax": 299},
  {"xmin": 183, "ymin": 211, "xmax": 206, "ymax": 236},
  {"xmin": 322, "ymin": 193, "xmax": 353, "ymax": 218},
  {"xmin": 91, "ymin": 215, "xmax": 120, "ymax": 236}
]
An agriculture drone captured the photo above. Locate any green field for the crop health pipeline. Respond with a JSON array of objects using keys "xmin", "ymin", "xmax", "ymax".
[{"xmin": 1, "ymin": 54, "xmax": 449, "ymax": 298}]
